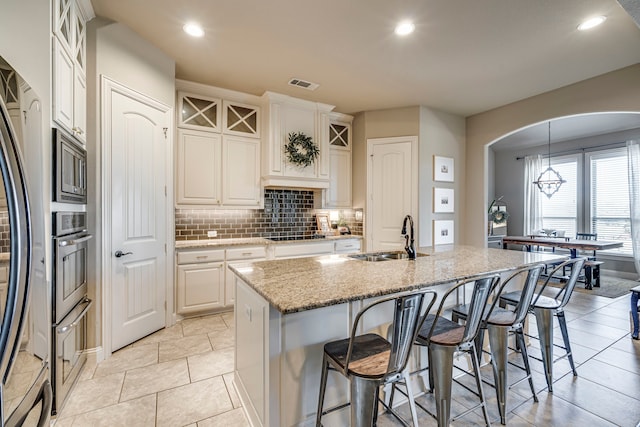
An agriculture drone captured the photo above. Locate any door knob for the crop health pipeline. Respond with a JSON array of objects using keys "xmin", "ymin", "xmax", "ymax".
[{"xmin": 115, "ymin": 250, "xmax": 133, "ymax": 258}]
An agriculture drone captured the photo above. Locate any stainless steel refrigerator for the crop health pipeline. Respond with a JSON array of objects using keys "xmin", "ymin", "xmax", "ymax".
[{"xmin": 0, "ymin": 58, "xmax": 51, "ymax": 426}]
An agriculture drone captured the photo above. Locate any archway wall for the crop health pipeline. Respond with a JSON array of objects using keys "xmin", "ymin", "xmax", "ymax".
[{"xmin": 464, "ymin": 63, "xmax": 640, "ymax": 247}]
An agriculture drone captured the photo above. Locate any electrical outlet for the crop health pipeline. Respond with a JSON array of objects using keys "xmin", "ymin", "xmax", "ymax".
[{"xmin": 207, "ymin": 230, "xmax": 218, "ymax": 238}]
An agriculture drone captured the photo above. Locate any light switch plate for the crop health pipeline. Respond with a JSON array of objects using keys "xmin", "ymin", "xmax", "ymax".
[{"xmin": 207, "ymin": 230, "xmax": 218, "ymax": 238}]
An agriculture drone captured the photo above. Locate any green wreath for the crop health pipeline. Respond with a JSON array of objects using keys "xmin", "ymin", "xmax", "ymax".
[
  {"xmin": 490, "ymin": 209, "xmax": 509, "ymax": 224},
  {"xmin": 285, "ymin": 132, "xmax": 319, "ymax": 167}
]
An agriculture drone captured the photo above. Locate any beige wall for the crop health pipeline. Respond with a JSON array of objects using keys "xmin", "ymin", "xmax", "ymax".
[
  {"xmin": 466, "ymin": 63, "xmax": 640, "ymax": 247},
  {"xmin": 86, "ymin": 18, "xmax": 176, "ymax": 349},
  {"xmin": 352, "ymin": 106, "xmax": 465, "ymax": 248}
]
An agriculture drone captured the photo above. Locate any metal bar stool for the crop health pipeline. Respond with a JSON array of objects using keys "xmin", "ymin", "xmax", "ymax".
[
  {"xmin": 499, "ymin": 257, "xmax": 586, "ymax": 392},
  {"xmin": 405, "ymin": 275, "xmax": 500, "ymax": 427},
  {"xmin": 451, "ymin": 264, "xmax": 545, "ymax": 425},
  {"xmin": 316, "ymin": 289, "xmax": 438, "ymax": 427}
]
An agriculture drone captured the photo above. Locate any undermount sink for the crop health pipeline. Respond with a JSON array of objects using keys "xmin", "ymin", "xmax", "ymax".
[{"xmin": 349, "ymin": 251, "xmax": 429, "ymax": 262}]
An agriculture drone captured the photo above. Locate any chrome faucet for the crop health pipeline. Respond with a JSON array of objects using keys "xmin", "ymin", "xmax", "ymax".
[{"xmin": 401, "ymin": 214, "xmax": 416, "ymax": 260}]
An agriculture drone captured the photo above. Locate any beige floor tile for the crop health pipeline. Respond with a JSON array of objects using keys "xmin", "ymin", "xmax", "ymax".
[
  {"xmin": 78, "ymin": 358, "xmax": 97, "ymax": 382},
  {"xmin": 52, "ymin": 416, "xmax": 75, "ymax": 427},
  {"xmin": 159, "ymin": 333, "xmax": 213, "ymax": 362},
  {"xmin": 188, "ymin": 347, "xmax": 234, "ymax": 382},
  {"xmin": 120, "ymin": 358, "xmax": 190, "ymax": 402},
  {"xmin": 57, "ymin": 372, "xmax": 125, "ymax": 419},
  {"xmin": 133, "ymin": 323, "xmax": 184, "ymax": 347},
  {"xmin": 156, "ymin": 376, "xmax": 233, "ymax": 427},
  {"xmin": 70, "ymin": 394, "xmax": 156, "ymax": 427},
  {"xmin": 197, "ymin": 408, "xmax": 249, "ymax": 427},
  {"xmin": 208, "ymin": 328, "xmax": 235, "ymax": 350},
  {"xmin": 182, "ymin": 315, "xmax": 229, "ymax": 336},
  {"xmin": 221, "ymin": 311, "xmax": 234, "ymax": 328},
  {"xmin": 223, "ymin": 373, "xmax": 241, "ymax": 408},
  {"xmin": 93, "ymin": 343, "xmax": 158, "ymax": 378}
]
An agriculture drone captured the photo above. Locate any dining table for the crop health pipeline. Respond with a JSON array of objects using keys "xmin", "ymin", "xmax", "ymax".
[{"xmin": 502, "ymin": 235, "xmax": 624, "ymax": 258}]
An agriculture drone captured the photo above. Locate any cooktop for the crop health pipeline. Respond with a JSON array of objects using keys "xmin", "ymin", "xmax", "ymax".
[{"xmin": 265, "ymin": 235, "xmax": 326, "ymax": 242}]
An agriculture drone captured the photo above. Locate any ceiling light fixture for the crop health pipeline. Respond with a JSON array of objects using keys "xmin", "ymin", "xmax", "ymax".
[
  {"xmin": 533, "ymin": 122, "xmax": 566, "ymax": 198},
  {"xmin": 394, "ymin": 20, "xmax": 415, "ymax": 36},
  {"xmin": 183, "ymin": 22, "xmax": 204, "ymax": 37},
  {"xmin": 577, "ymin": 15, "xmax": 607, "ymax": 31}
]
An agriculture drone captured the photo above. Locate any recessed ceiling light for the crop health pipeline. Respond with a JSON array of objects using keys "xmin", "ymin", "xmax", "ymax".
[
  {"xmin": 394, "ymin": 20, "xmax": 415, "ymax": 36},
  {"xmin": 577, "ymin": 16, "xmax": 607, "ymax": 31},
  {"xmin": 183, "ymin": 22, "xmax": 204, "ymax": 37}
]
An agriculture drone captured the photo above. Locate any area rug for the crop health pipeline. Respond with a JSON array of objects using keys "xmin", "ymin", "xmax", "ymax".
[{"xmin": 545, "ymin": 276, "xmax": 640, "ymax": 299}]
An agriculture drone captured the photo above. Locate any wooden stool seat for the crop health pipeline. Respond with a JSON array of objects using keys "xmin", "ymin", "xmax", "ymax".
[{"xmin": 324, "ymin": 334, "xmax": 392, "ymax": 378}]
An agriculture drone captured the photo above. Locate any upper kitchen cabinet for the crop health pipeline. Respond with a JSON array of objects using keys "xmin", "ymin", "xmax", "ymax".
[
  {"xmin": 178, "ymin": 92, "xmax": 222, "ymax": 132},
  {"xmin": 175, "ymin": 83, "xmax": 262, "ymax": 208},
  {"xmin": 325, "ymin": 113, "xmax": 353, "ymax": 208},
  {"xmin": 261, "ymin": 92, "xmax": 334, "ymax": 189},
  {"xmin": 52, "ymin": 0, "xmax": 93, "ymax": 144}
]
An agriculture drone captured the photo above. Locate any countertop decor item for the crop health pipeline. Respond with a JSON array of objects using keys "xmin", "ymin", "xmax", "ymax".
[{"xmin": 285, "ymin": 131, "xmax": 319, "ymax": 167}]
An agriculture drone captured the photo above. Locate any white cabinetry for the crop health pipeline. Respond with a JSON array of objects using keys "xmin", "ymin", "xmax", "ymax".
[
  {"xmin": 176, "ymin": 249, "xmax": 225, "ymax": 314},
  {"xmin": 176, "ymin": 91, "xmax": 261, "ymax": 208},
  {"xmin": 261, "ymin": 92, "xmax": 334, "ymax": 189},
  {"xmin": 272, "ymin": 241, "xmax": 335, "ymax": 259},
  {"xmin": 325, "ymin": 114, "xmax": 353, "ymax": 208},
  {"xmin": 176, "ymin": 129, "xmax": 222, "ymax": 205},
  {"xmin": 334, "ymin": 239, "xmax": 361, "ymax": 254},
  {"xmin": 222, "ymin": 135, "xmax": 260, "ymax": 206},
  {"xmin": 52, "ymin": 0, "xmax": 92, "ymax": 143},
  {"xmin": 225, "ymin": 246, "xmax": 267, "ymax": 307}
]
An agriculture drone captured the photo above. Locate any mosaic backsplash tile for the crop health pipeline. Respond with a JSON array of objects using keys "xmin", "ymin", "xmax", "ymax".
[
  {"xmin": 175, "ymin": 188, "xmax": 363, "ymax": 240},
  {"xmin": 0, "ymin": 210, "xmax": 8, "ymax": 253}
]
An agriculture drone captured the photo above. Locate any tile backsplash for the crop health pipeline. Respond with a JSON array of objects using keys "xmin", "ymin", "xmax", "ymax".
[{"xmin": 176, "ymin": 188, "xmax": 363, "ymax": 240}]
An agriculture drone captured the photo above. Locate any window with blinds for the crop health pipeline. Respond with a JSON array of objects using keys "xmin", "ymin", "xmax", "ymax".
[
  {"xmin": 540, "ymin": 155, "xmax": 578, "ymax": 237},
  {"xmin": 589, "ymin": 148, "xmax": 632, "ymax": 255}
]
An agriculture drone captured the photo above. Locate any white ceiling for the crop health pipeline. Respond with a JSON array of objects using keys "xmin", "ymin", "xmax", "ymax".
[{"xmin": 90, "ymin": 0, "xmax": 640, "ymax": 117}]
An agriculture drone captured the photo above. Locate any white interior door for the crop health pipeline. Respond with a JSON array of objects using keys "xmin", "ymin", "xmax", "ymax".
[
  {"xmin": 367, "ymin": 137, "xmax": 416, "ymax": 252},
  {"xmin": 105, "ymin": 80, "xmax": 170, "ymax": 352}
]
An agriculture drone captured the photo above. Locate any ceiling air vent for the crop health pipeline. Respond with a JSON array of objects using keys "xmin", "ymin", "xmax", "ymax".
[{"xmin": 288, "ymin": 78, "xmax": 319, "ymax": 91}]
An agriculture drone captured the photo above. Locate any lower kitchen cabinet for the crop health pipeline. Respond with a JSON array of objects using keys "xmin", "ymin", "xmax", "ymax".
[
  {"xmin": 176, "ymin": 249, "xmax": 225, "ymax": 314},
  {"xmin": 225, "ymin": 246, "xmax": 267, "ymax": 307}
]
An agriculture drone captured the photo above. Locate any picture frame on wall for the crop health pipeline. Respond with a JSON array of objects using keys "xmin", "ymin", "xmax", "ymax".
[
  {"xmin": 433, "ymin": 188, "xmax": 455, "ymax": 213},
  {"xmin": 433, "ymin": 220, "xmax": 455, "ymax": 245},
  {"xmin": 433, "ymin": 156, "xmax": 454, "ymax": 182}
]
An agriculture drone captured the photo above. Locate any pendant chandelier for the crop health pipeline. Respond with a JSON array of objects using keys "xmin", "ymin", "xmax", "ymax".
[{"xmin": 533, "ymin": 121, "xmax": 566, "ymax": 198}]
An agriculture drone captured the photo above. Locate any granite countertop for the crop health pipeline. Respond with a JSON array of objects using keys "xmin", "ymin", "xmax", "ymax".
[
  {"xmin": 175, "ymin": 235, "xmax": 363, "ymax": 249},
  {"xmin": 229, "ymin": 245, "xmax": 566, "ymax": 315}
]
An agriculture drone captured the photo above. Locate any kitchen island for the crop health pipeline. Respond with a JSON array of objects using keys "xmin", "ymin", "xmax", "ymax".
[{"xmin": 229, "ymin": 245, "xmax": 564, "ymax": 427}]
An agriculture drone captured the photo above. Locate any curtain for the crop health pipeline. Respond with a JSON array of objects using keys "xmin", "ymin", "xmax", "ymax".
[
  {"xmin": 524, "ymin": 154, "xmax": 543, "ymax": 235},
  {"xmin": 628, "ymin": 140, "xmax": 640, "ymax": 279}
]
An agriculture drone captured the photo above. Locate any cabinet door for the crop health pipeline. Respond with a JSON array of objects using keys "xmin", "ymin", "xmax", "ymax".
[
  {"xmin": 222, "ymin": 135, "xmax": 260, "ymax": 206},
  {"xmin": 326, "ymin": 149, "xmax": 351, "ymax": 208},
  {"xmin": 177, "ymin": 262, "xmax": 224, "ymax": 314},
  {"xmin": 178, "ymin": 92, "xmax": 221, "ymax": 132},
  {"xmin": 223, "ymin": 100, "xmax": 260, "ymax": 138},
  {"xmin": 53, "ymin": 0, "xmax": 74, "ymax": 53},
  {"xmin": 53, "ymin": 38, "xmax": 74, "ymax": 132},
  {"xmin": 176, "ymin": 129, "xmax": 222, "ymax": 206},
  {"xmin": 73, "ymin": 69, "xmax": 86, "ymax": 142}
]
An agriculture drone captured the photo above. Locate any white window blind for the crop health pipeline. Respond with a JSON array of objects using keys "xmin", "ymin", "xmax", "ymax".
[
  {"xmin": 540, "ymin": 156, "xmax": 578, "ymax": 237},
  {"xmin": 589, "ymin": 148, "xmax": 632, "ymax": 255}
]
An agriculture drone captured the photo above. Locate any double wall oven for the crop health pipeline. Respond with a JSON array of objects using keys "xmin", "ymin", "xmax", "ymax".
[{"xmin": 51, "ymin": 213, "xmax": 92, "ymax": 413}]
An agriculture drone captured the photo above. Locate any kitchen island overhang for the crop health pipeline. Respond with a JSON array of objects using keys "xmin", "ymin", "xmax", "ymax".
[{"xmin": 230, "ymin": 246, "xmax": 566, "ymax": 427}]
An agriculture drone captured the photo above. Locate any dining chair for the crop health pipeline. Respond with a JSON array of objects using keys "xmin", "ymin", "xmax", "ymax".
[
  {"xmin": 451, "ymin": 264, "xmax": 545, "ymax": 425},
  {"xmin": 575, "ymin": 232, "xmax": 603, "ymax": 288},
  {"xmin": 499, "ymin": 257, "xmax": 586, "ymax": 392},
  {"xmin": 404, "ymin": 275, "xmax": 500, "ymax": 427},
  {"xmin": 316, "ymin": 289, "xmax": 438, "ymax": 427}
]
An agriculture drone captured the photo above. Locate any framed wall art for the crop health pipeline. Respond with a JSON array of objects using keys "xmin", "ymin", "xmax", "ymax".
[
  {"xmin": 433, "ymin": 187, "xmax": 455, "ymax": 213},
  {"xmin": 433, "ymin": 155, "xmax": 454, "ymax": 182},
  {"xmin": 433, "ymin": 220, "xmax": 455, "ymax": 245}
]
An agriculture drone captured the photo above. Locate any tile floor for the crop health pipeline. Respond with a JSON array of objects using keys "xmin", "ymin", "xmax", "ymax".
[{"xmin": 54, "ymin": 289, "xmax": 640, "ymax": 426}]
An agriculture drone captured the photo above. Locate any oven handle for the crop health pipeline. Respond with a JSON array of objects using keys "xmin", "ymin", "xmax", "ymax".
[
  {"xmin": 56, "ymin": 298, "xmax": 93, "ymax": 335},
  {"xmin": 58, "ymin": 234, "xmax": 93, "ymax": 247}
]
